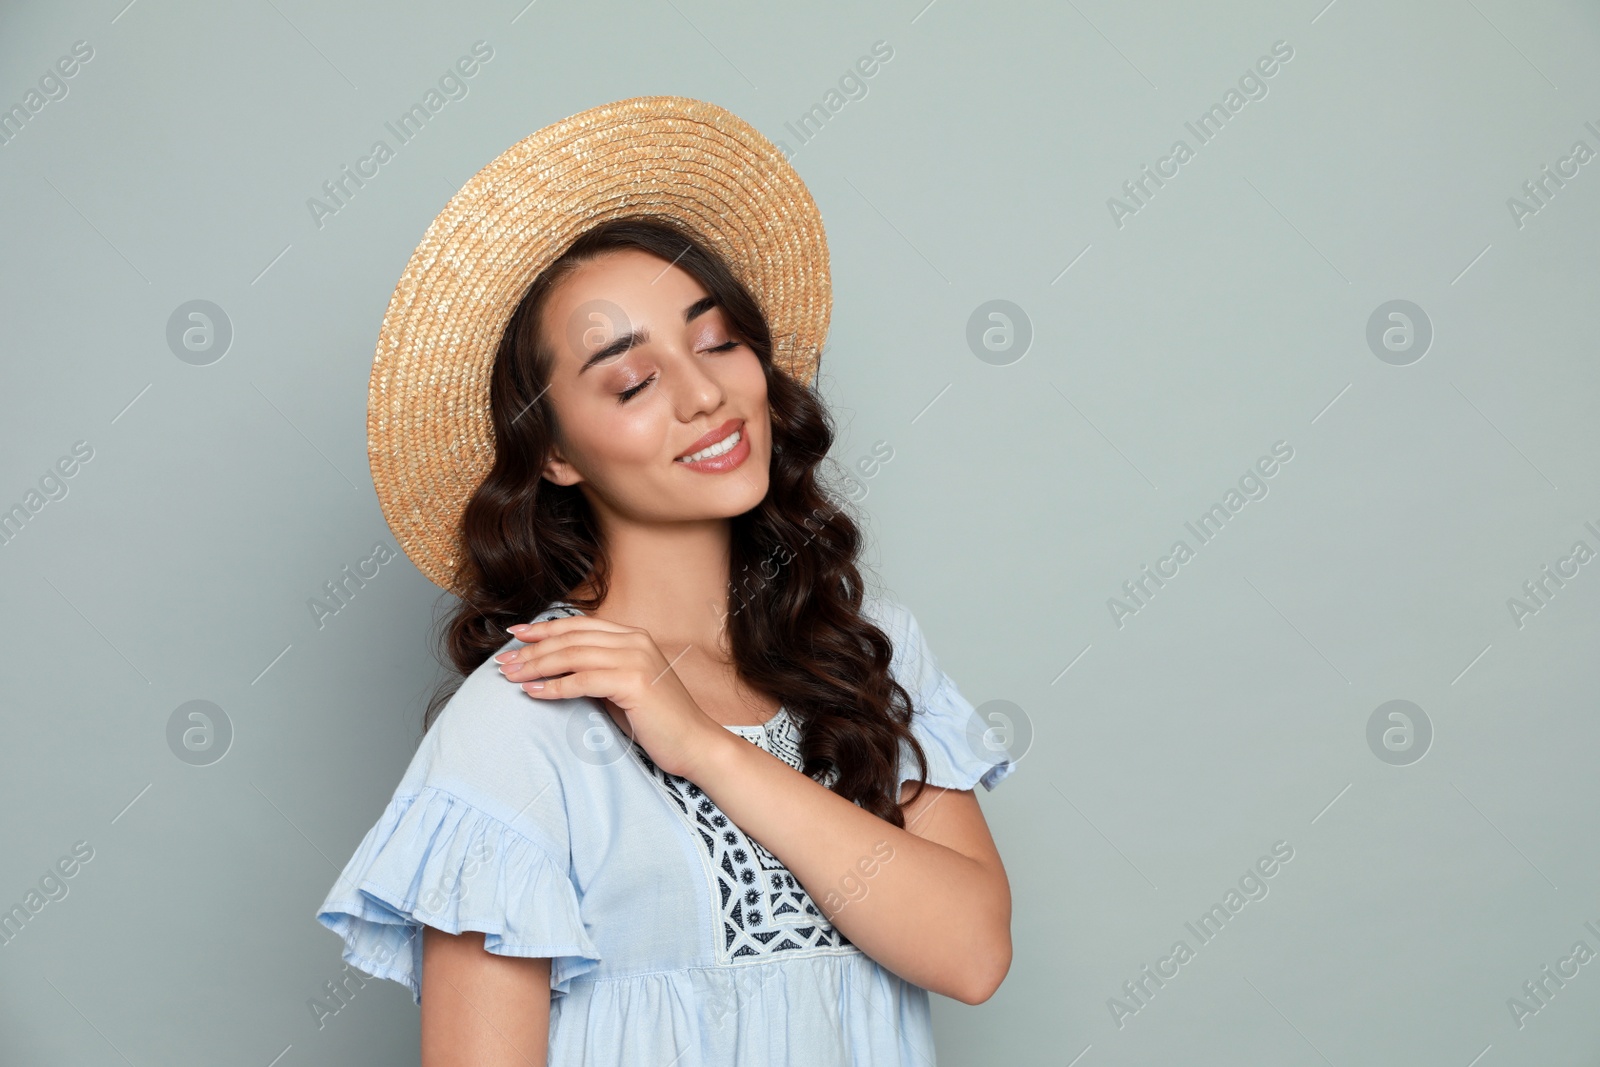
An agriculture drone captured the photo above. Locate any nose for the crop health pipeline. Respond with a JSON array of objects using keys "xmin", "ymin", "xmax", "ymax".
[{"xmin": 667, "ymin": 345, "xmax": 725, "ymax": 421}]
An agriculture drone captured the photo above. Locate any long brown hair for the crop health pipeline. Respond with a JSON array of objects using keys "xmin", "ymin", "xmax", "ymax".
[{"xmin": 422, "ymin": 215, "xmax": 929, "ymax": 826}]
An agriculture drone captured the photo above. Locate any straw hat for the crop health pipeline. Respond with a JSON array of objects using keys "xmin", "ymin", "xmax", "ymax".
[{"xmin": 366, "ymin": 95, "xmax": 832, "ymax": 597}]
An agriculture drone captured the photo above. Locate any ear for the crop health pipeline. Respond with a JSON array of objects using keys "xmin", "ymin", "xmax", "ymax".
[{"xmin": 541, "ymin": 445, "xmax": 584, "ymax": 487}]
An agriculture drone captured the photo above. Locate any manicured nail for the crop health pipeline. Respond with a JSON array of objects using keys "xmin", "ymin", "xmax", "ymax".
[
  {"xmin": 524, "ymin": 680, "xmax": 545, "ymax": 691},
  {"xmin": 494, "ymin": 651, "xmax": 516, "ymax": 662}
]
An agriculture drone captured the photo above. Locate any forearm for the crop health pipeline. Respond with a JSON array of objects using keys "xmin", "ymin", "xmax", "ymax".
[{"xmin": 690, "ymin": 729, "xmax": 1008, "ymax": 1001}]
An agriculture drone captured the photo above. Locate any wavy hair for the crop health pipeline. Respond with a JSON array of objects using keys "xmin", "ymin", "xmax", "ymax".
[{"xmin": 422, "ymin": 215, "xmax": 930, "ymax": 826}]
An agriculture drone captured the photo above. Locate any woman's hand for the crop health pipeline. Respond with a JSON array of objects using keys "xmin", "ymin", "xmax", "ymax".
[{"xmin": 495, "ymin": 614, "xmax": 732, "ymax": 781}]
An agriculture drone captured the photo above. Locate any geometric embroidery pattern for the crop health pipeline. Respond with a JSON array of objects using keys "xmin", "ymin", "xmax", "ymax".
[{"xmin": 629, "ymin": 716, "xmax": 859, "ymax": 965}]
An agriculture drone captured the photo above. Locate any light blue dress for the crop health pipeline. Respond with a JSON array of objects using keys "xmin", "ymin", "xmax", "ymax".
[{"xmin": 315, "ymin": 594, "xmax": 1015, "ymax": 1065}]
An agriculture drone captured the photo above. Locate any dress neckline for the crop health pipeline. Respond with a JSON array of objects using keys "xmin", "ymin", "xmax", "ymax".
[
  {"xmin": 541, "ymin": 600, "xmax": 787, "ymax": 736},
  {"xmin": 721, "ymin": 706, "xmax": 789, "ymax": 735}
]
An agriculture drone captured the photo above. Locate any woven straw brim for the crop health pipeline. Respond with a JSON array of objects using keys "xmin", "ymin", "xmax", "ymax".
[{"xmin": 367, "ymin": 95, "xmax": 831, "ymax": 597}]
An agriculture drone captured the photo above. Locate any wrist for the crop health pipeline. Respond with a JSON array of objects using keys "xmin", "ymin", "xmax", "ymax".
[{"xmin": 687, "ymin": 723, "xmax": 749, "ymax": 785}]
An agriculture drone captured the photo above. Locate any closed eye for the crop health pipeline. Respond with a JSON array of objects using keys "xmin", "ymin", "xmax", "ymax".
[
  {"xmin": 616, "ymin": 374, "xmax": 655, "ymax": 403},
  {"xmin": 615, "ymin": 342, "xmax": 741, "ymax": 403}
]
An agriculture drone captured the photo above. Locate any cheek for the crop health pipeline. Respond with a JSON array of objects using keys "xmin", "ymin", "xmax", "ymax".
[
  {"xmin": 730, "ymin": 353, "xmax": 771, "ymax": 408},
  {"xmin": 566, "ymin": 397, "xmax": 670, "ymax": 467}
]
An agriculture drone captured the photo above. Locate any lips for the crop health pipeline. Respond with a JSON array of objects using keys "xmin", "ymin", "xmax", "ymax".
[{"xmin": 676, "ymin": 418, "xmax": 743, "ymax": 460}]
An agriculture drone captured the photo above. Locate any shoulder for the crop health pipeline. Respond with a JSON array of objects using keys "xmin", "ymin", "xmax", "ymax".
[
  {"xmin": 401, "ymin": 632, "xmax": 602, "ymax": 830},
  {"xmin": 424, "ymin": 603, "xmax": 593, "ymax": 763},
  {"xmin": 859, "ymin": 592, "xmax": 942, "ymax": 685},
  {"xmin": 861, "ymin": 592, "xmax": 1018, "ymax": 792},
  {"xmin": 860, "ymin": 591, "xmax": 907, "ymax": 628},
  {"xmin": 860, "ymin": 592, "xmax": 958, "ymax": 712},
  {"xmin": 860, "ymin": 592, "xmax": 916, "ymax": 650}
]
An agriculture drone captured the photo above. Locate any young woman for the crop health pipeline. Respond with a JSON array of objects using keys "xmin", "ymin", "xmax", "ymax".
[{"xmin": 316, "ymin": 97, "xmax": 1016, "ymax": 1067}]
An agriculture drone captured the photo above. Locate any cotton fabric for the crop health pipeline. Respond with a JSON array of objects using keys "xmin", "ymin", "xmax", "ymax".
[{"xmin": 315, "ymin": 594, "xmax": 1015, "ymax": 1065}]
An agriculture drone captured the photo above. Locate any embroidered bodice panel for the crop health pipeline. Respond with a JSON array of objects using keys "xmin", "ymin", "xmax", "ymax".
[{"xmin": 630, "ymin": 709, "xmax": 857, "ymax": 965}]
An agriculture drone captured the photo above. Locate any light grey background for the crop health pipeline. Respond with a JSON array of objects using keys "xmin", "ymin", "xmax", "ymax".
[{"xmin": 3, "ymin": 0, "xmax": 1598, "ymax": 1064}]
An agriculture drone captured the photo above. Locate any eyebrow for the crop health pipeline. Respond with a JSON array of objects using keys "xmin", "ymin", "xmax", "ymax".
[{"xmin": 578, "ymin": 295, "xmax": 721, "ymax": 374}]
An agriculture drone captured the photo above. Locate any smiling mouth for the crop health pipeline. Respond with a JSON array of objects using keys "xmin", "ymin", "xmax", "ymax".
[
  {"xmin": 674, "ymin": 418, "xmax": 743, "ymax": 462},
  {"xmin": 675, "ymin": 427, "xmax": 742, "ymax": 463}
]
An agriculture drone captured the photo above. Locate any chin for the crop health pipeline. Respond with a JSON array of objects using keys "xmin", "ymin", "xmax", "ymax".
[
  {"xmin": 720, "ymin": 475, "xmax": 771, "ymax": 517},
  {"xmin": 731, "ymin": 478, "xmax": 772, "ymax": 514}
]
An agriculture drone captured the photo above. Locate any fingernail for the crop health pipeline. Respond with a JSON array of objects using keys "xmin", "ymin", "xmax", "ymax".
[
  {"xmin": 525, "ymin": 680, "xmax": 545, "ymax": 691},
  {"xmin": 494, "ymin": 651, "xmax": 515, "ymax": 662}
]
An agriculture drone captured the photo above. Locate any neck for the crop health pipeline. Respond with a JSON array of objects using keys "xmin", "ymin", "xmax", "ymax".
[{"xmin": 572, "ymin": 513, "xmax": 736, "ymax": 652}]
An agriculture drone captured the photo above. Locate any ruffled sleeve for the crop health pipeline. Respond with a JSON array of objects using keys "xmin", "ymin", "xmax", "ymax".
[
  {"xmin": 315, "ymin": 785, "xmax": 601, "ymax": 1005},
  {"xmin": 873, "ymin": 597, "xmax": 1017, "ymax": 793}
]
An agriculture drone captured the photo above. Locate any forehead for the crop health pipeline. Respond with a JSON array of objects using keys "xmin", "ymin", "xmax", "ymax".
[
  {"xmin": 542, "ymin": 249, "xmax": 718, "ymax": 364},
  {"xmin": 550, "ymin": 248, "xmax": 707, "ymax": 314}
]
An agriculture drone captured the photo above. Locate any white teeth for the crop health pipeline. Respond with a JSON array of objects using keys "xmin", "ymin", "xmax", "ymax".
[{"xmin": 677, "ymin": 429, "xmax": 741, "ymax": 463}]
